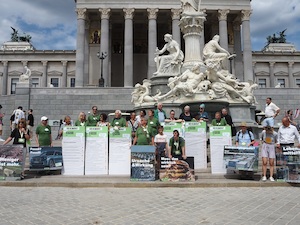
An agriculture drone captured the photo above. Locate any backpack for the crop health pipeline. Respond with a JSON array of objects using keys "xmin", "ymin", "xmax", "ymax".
[{"xmin": 236, "ymin": 129, "xmax": 254, "ymax": 141}]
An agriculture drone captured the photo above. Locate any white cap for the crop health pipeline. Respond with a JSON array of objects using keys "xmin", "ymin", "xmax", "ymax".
[{"xmin": 41, "ymin": 116, "xmax": 48, "ymax": 121}]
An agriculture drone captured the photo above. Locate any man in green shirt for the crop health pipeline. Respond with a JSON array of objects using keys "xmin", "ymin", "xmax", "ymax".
[
  {"xmin": 35, "ymin": 116, "xmax": 52, "ymax": 147},
  {"xmin": 147, "ymin": 109, "xmax": 160, "ymax": 137},
  {"xmin": 111, "ymin": 110, "xmax": 127, "ymax": 128},
  {"xmin": 87, "ymin": 106, "xmax": 100, "ymax": 126},
  {"xmin": 169, "ymin": 130, "xmax": 186, "ymax": 159},
  {"xmin": 211, "ymin": 111, "xmax": 227, "ymax": 126}
]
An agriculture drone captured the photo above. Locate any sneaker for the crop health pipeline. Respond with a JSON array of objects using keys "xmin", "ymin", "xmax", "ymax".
[
  {"xmin": 262, "ymin": 176, "xmax": 267, "ymax": 181},
  {"xmin": 0, "ymin": 138, "xmax": 5, "ymax": 141},
  {"xmin": 269, "ymin": 177, "xmax": 275, "ymax": 182}
]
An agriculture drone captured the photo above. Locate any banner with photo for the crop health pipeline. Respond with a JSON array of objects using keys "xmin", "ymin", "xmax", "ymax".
[
  {"xmin": 131, "ymin": 146, "xmax": 156, "ymax": 181},
  {"xmin": 62, "ymin": 126, "xmax": 85, "ymax": 175},
  {"xmin": 85, "ymin": 126, "xmax": 108, "ymax": 175},
  {"xmin": 109, "ymin": 127, "xmax": 131, "ymax": 175},
  {"xmin": 276, "ymin": 147, "xmax": 300, "ymax": 183},
  {"xmin": 223, "ymin": 146, "xmax": 259, "ymax": 174},
  {"xmin": 185, "ymin": 122, "xmax": 207, "ymax": 169},
  {"xmin": 29, "ymin": 146, "xmax": 63, "ymax": 171},
  {"xmin": 0, "ymin": 145, "xmax": 24, "ymax": 181},
  {"xmin": 160, "ymin": 156, "xmax": 195, "ymax": 181},
  {"xmin": 210, "ymin": 126, "xmax": 232, "ymax": 174}
]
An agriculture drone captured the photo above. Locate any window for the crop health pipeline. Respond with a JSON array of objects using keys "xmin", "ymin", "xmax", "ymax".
[
  {"xmin": 70, "ymin": 78, "xmax": 75, "ymax": 87},
  {"xmin": 277, "ymin": 79, "xmax": 285, "ymax": 88},
  {"xmin": 31, "ymin": 78, "xmax": 39, "ymax": 88},
  {"xmin": 11, "ymin": 78, "xmax": 19, "ymax": 94},
  {"xmin": 50, "ymin": 78, "xmax": 59, "ymax": 87},
  {"xmin": 296, "ymin": 79, "xmax": 300, "ymax": 87},
  {"xmin": 258, "ymin": 79, "xmax": 266, "ymax": 88}
]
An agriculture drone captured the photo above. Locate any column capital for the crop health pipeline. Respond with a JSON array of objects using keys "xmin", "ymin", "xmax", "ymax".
[
  {"xmin": 288, "ymin": 61, "xmax": 294, "ymax": 67},
  {"xmin": 76, "ymin": 8, "xmax": 87, "ymax": 20},
  {"xmin": 2, "ymin": 61, "xmax": 8, "ymax": 66},
  {"xmin": 21, "ymin": 61, "xmax": 28, "ymax": 66},
  {"xmin": 171, "ymin": 8, "xmax": 182, "ymax": 20},
  {"xmin": 241, "ymin": 10, "xmax": 252, "ymax": 21},
  {"xmin": 269, "ymin": 62, "xmax": 275, "ymax": 67},
  {"xmin": 147, "ymin": 8, "xmax": 159, "ymax": 20},
  {"xmin": 42, "ymin": 61, "xmax": 48, "ymax": 66},
  {"xmin": 123, "ymin": 8, "xmax": 135, "ymax": 20},
  {"xmin": 218, "ymin": 9, "xmax": 230, "ymax": 21},
  {"xmin": 62, "ymin": 61, "xmax": 68, "ymax": 66},
  {"xmin": 99, "ymin": 8, "xmax": 111, "ymax": 19}
]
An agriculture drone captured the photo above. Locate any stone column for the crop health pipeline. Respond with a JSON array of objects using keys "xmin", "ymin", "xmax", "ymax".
[
  {"xmin": 84, "ymin": 20, "xmax": 90, "ymax": 86},
  {"xmin": 75, "ymin": 8, "xmax": 87, "ymax": 87},
  {"xmin": 123, "ymin": 8, "xmax": 135, "ymax": 87},
  {"xmin": 171, "ymin": 9, "xmax": 181, "ymax": 46},
  {"xmin": 233, "ymin": 21, "xmax": 243, "ymax": 80},
  {"xmin": 2, "ymin": 61, "xmax": 8, "ymax": 95},
  {"xmin": 42, "ymin": 61, "xmax": 48, "ymax": 87},
  {"xmin": 99, "ymin": 8, "xmax": 111, "ymax": 87},
  {"xmin": 218, "ymin": 9, "xmax": 229, "ymax": 50},
  {"xmin": 147, "ymin": 8, "xmax": 158, "ymax": 78},
  {"xmin": 62, "ymin": 61, "xmax": 68, "ymax": 87},
  {"xmin": 200, "ymin": 9, "xmax": 206, "ymax": 55},
  {"xmin": 269, "ymin": 62, "xmax": 275, "ymax": 87},
  {"xmin": 241, "ymin": 10, "xmax": 253, "ymax": 82},
  {"xmin": 288, "ymin": 61, "xmax": 294, "ymax": 88}
]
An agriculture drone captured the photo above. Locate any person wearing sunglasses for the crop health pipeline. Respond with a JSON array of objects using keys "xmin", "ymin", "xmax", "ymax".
[
  {"xmin": 3, "ymin": 118, "xmax": 30, "ymax": 147},
  {"xmin": 87, "ymin": 106, "xmax": 100, "ymax": 126}
]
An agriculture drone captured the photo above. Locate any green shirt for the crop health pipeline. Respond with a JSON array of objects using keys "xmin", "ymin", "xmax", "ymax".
[
  {"xmin": 169, "ymin": 137, "xmax": 185, "ymax": 156},
  {"xmin": 75, "ymin": 120, "xmax": 87, "ymax": 126},
  {"xmin": 211, "ymin": 118, "xmax": 227, "ymax": 126},
  {"xmin": 111, "ymin": 117, "xmax": 127, "ymax": 127},
  {"xmin": 87, "ymin": 114, "xmax": 100, "ymax": 126},
  {"xmin": 135, "ymin": 126, "xmax": 151, "ymax": 145},
  {"xmin": 147, "ymin": 117, "xmax": 160, "ymax": 137},
  {"xmin": 36, "ymin": 124, "xmax": 52, "ymax": 146}
]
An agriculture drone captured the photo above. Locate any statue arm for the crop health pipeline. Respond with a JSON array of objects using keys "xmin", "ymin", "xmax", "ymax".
[
  {"xmin": 214, "ymin": 42, "xmax": 230, "ymax": 55},
  {"xmin": 156, "ymin": 44, "xmax": 167, "ymax": 55}
]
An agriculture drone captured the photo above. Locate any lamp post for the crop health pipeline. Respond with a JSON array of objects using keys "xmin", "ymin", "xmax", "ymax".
[{"xmin": 97, "ymin": 51, "xmax": 107, "ymax": 87}]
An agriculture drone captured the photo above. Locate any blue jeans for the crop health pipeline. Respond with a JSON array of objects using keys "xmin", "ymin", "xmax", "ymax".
[{"xmin": 262, "ymin": 117, "xmax": 274, "ymax": 127}]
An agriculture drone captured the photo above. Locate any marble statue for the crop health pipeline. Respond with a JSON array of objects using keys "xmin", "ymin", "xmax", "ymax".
[
  {"xmin": 203, "ymin": 35, "xmax": 232, "ymax": 70},
  {"xmin": 180, "ymin": 0, "xmax": 200, "ymax": 13},
  {"xmin": 154, "ymin": 34, "xmax": 184, "ymax": 76},
  {"xmin": 131, "ymin": 79, "xmax": 160, "ymax": 105},
  {"xmin": 19, "ymin": 66, "xmax": 31, "ymax": 83}
]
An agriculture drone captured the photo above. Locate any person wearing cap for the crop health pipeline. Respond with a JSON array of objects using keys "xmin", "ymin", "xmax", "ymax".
[
  {"xmin": 197, "ymin": 104, "xmax": 209, "ymax": 122},
  {"xmin": 263, "ymin": 97, "xmax": 280, "ymax": 127},
  {"xmin": 261, "ymin": 126, "xmax": 278, "ymax": 182},
  {"xmin": 168, "ymin": 129, "xmax": 186, "ymax": 159},
  {"xmin": 36, "ymin": 116, "xmax": 52, "ymax": 147},
  {"xmin": 235, "ymin": 122, "xmax": 255, "ymax": 147}
]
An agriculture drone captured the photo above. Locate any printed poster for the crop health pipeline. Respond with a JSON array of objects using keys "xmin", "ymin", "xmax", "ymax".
[
  {"xmin": 223, "ymin": 146, "xmax": 259, "ymax": 174},
  {"xmin": 85, "ymin": 126, "xmax": 108, "ymax": 175},
  {"xmin": 131, "ymin": 146, "xmax": 156, "ymax": 181},
  {"xmin": 109, "ymin": 127, "xmax": 131, "ymax": 175},
  {"xmin": 62, "ymin": 126, "xmax": 85, "ymax": 175},
  {"xmin": 276, "ymin": 147, "xmax": 300, "ymax": 183},
  {"xmin": 29, "ymin": 146, "xmax": 63, "ymax": 171},
  {"xmin": 210, "ymin": 126, "xmax": 232, "ymax": 174},
  {"xmin": 0, "ymin": 145, "xmax": 24, "ymax": 181},
  {"xmin": 185, "ymin": 122, "xmax": 207, "ymax": 169}
]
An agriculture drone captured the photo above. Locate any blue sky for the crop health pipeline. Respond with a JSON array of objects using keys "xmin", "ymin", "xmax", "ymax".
[{"xmin": 0, "ymin": 0, "xmax": 299, "ymax": 51}]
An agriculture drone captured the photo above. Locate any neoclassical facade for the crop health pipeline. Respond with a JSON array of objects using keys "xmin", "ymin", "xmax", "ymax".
[{"xmin": 0, "ymin": 0, "xmax": 300, "ymax": 96}]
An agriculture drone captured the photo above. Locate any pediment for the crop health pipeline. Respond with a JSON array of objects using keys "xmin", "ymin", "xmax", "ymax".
[
  {"xmin": 8, "ymin": 70, "xmax": 22, "ymax": 76},
  {"xmin": 274, "ymin": 71, "xmax": 288, "ymax": 76},
  {"xmin": 31, "ymin": 70, "xmax": 43, "ymax": 76},
  {"xmin": 47, "ymin": 70, "xmax": 63, "ymax": 76},
  {"xmin": 255, "ymin": 71, "xmax": 269, "ymax": 76},
  {"xmin": 67, "ymin": 70, "xmax": 75, "ymax": 76}
]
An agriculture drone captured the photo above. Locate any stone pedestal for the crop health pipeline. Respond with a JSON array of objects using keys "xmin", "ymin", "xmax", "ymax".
[
  {"xmin": 150, "ymin": 75, "xmax": 172, "ymax": 96},
  {"xmin": 16, "ymin": 82, "xmax": 30, "ymax": 110}
]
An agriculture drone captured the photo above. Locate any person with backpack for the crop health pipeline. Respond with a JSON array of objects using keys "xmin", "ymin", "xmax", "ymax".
[{"xmin": 235, "ymin": 122, "xmax": 255, "ymax": 147}]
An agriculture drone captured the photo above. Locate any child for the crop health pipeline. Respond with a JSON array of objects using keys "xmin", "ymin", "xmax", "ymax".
[
  {"xmin": 154, "ymin": 126, "xmax": 169, "ymax": 157},
  {"xmin": 261, "ymin": 126, "xmax": 278, "ymax": 181}
]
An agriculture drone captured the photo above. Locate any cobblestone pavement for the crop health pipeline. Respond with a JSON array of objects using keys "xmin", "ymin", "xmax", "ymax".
[{"xmin": 0, "ymin": 187, "xmax": 299, "ymax": 225}]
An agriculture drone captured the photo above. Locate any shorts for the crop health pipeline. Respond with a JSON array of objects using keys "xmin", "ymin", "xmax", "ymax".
[
  {"xmin": 262, "ymin": 117, "xmax": 274, "ymax": 127},
  {"xmin": 261, "ymin": 143, "xmax": 275, "ymax": 159}
]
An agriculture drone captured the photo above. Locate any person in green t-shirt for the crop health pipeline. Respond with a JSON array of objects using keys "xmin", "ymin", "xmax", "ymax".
[
  {"xmin": 168, "ymin": 129, "xmax": 186, "ymax": 159},
  {"xmin": 147, "ymin": 109, "xmax": 160, "ymax": 137},
  {"xmin": 87, "ymin": 106, "xmax": 100, "ymax": 126},
  {"xmin": 211, "ymin": 111, "xmax": 227, "ymax": 126},
  {"xmin": 75, "ymin": 112, "xmax": 87, "ymax": 126},
  {"xmin": 35, "ymin": 116, "xmax": 52, "ymax": 147},
  {"xmin": 111, "ymin": 110, "xmax": 127, "ymax": 128},
  {"xmin": 133, "ymin": 118, "xmax": 153, "ymax": 145}
]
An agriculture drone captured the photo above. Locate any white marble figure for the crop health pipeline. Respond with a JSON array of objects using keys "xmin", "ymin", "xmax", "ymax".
[
  {"xmin": 181, "ymin": 0, "xmax": 200, "ymax": 13},
  {"xmin": 203, "ymin": 35, "xmax": 231, "ymax": 70},
  {"xmin": 131, "ymin": 79, "xmax": 160, "ymax": 104},
  {"xmin": 19, "ymin": 66, "xmax": 31, "ymax": 83},
  {"xmin": 154, "ymin": 34, "xmax": 184, "ymax": 76},
  {"xmin": 275, "ymin": 83, "xmax": 281, "ymax": 88}
]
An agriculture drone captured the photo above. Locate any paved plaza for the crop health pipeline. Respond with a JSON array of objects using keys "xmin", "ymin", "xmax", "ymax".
[{"xmin": 0, "ymin": 186, "xmax": 299, "ymax": 225}]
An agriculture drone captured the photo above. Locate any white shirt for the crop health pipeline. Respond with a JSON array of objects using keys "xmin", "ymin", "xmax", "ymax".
[
  {"xmin": 154, "ymin": 133, "xmax": 168, "ymax": 143},
  {"xmin": 277, "ymin": 124, "xmax": 300, "ymax": 144},
  {"xmin": 265, "ymin": 102, "xmax": 279, "ymax": 117}
]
